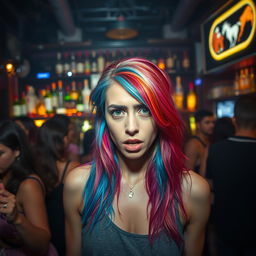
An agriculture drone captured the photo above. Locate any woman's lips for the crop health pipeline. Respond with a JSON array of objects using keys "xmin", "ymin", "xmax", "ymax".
[{"xmin": 123, "ymin": 139, "xmax": 143, "ymax": 152}]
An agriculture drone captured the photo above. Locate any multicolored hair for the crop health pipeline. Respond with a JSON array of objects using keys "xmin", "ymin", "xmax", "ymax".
[{"xmin": 82, "ymin": 57, "xmax": 187, "ymax": 246}]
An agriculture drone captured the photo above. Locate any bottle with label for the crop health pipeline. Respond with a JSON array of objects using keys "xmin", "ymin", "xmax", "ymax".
[
  {"xmin": 82, "ymin": 79, "xmax": 91, "ymax": 112},
  {"xmin": 26, "ymin": 85, "xmax": 38, "ymax": 118},
  {"xmin": 76, "ymin": 52, "xmax": 84, "ymax": 74},
  {"xmin": 186, "ymin": 82, "xmax": 197, "ymax": 112},
  {"xmin": 63, "ymin": 53, "xmax": 71, "ymax": 76},
  {"xmin": 173, "ymin": 76, "xmax": 184, "ymax": 110},
  {"xmin": 166, "ymin": 50, "xmax": 174, "ymax": 73},
  {"xmin": 182, "ymin": 50, "xmax": 190, "ymax": 70},
  {"xmin": 12, "ymin": 95, "xmax": 21, "ymax": 117},
  {"xmin": 91, "ymin": 51, "xmax": 98, "ymax": 73},
  {"xmin": 55, "ymin": 52, "xmax": 63, "ymax": 76},
  {"xmin": 64, "ymin": 86, "xmax": 72, "ymax": 115},
  {"xmin": 56, "ymin": 80, "xmax": 66, "ymax": 114},
  {"xmin": 36, "ymin": 89, "xmax": 47, "ymax": 117},
  {"xmin": 70, "ymin": 53, "xmax": 77, "ymax": 76},
  {"xmin": 44, "ymin": 86, "xmax": 53, "ymax": 115},
  {"xmin": 76, "ymin": 82, "xmax": 85, "ymax": 114},
  {"xmin": 51, "ymin": 82, "xmax": 58, "ymax": 113},
  {"xmin": 84, "ymin": 51, "xmax": 91, "ymax": 75},
  {"xmin": 97, "ymin": 50, "xmax": 105, "ymax": 73}
]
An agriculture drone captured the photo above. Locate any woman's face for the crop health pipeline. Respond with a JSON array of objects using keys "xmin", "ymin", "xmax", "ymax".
[
  {"xmin": 105, "ymin": 82, "xmax": 158, "ymax": 161},
  {"xmin": 0, "ymin": 143, "xmax": 19, "ymax": 174}
]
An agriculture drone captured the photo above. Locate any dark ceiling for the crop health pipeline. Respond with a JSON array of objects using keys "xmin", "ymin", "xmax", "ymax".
[{"xmin": 0, "ymin": 0, "xmax": 227, "ymax": 59}]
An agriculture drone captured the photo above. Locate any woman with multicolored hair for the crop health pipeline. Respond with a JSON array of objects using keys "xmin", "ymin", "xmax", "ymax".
[{"xmin": 64, "ymin": 58, "xmax": 211, "ymax": 256}]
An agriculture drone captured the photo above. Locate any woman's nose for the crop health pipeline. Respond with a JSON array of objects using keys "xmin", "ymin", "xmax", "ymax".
[{"xmin": 125, "ymin": 114, "xmax": 139, "ymax": 136}]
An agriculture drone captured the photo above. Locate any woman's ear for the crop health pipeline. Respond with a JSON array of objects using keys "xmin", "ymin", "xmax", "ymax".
[{"xmin": 14, "ymin": 149, "xmax": 20, "ymax": 159}]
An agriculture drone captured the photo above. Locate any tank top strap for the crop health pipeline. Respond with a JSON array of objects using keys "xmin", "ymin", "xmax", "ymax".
[
  {"xmin": 60, "ymin": 160, "xmax": 71, "ymax": 183},
  {"xmin": 25, "ymin": 176, "xmax": 46, "ymax": 195},
  {"xmin": 192, "ymin": 136, "xmax": 207, "ymax": 148}
]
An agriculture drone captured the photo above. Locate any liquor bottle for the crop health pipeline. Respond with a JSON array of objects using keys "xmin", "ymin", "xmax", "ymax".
[
  {"xmin": 166, "ymin": 50, "xmax": 174, "ymax": 73},
  {"xmin": 36, "ymin": 89, "xmax": 47, "ymax": 117},
  {"xmin": 76, "ymin": 52, "xmax": 84, "ymax": 74},
  {"xmin": 20, "ymin": 91, "xmax": 27, "ymax": 116},
  {"xmin": 243, "ymin": 68, "xmax": 250, "ymax": 92},
  {"xmin": 186, "ymin": 82, "xmax": 197, "ymax": 112},
  {"xmin": 12, "ymin": 95, "xmax": 21, "ymax": 117},
  {"xmin": 63, "ymin": 53, "xmax": 71, "ymax": 76},
  {"xmin": 51, "ymin": 82, "xmax": 58, "ymax": 113},
  {"xmin": 70, "ymin": 53, "xmax": 76, "ymax": 75},
  {"xmin": 70, "ymin": 81, "xmax": 78, "ymax": 115},
  {"xmin": 239, "ymin": 69, "xmax": 245, "ymax": 91},
  {"xmin": 56, "ymin": 80, "xmax": 66, "ymax": 114},
  {"xmin": 97, "ymin": 50, "xmax": 105, "ymax": 73},
  {"xmin": 234, "ymin": 72, "xmax": 240, "ymax": 95},
  {"xmin": 182, "ymin": 50, "xmax": 190, "ymax": 70},
  {"xmin": 26, "ymin": 85, "xmax": 37, "ymax": 118},
  {"xmin": 76, "ymin": 82, "xmax": 85, "ymax": 115},
  {"xmin": 44, "ymin": 86, "xmax": 53, "ymax": 115},
  {"xmin": 249, "ymin": 67, "xmax": 255, "ymax": 92},
  {"xmin": 82, "ymin": 79, "xmax": 91, "ymax": 112},
  {"xmin": 157, "ymin": 57, "xmax": 166, "ymax": 70},
  {"xmin": 173, "ymin": 76, "xmax": 184, "ymax": 110},
  {"xmin": 105, "ymin": 50, "xmax": 111, "ymax": 68},
  {"xmin": 64, "ymin": 86, "xmax": 72, "ymax": 116},
  {"xmin": 55, "ymin": 52, "xmax": 63, "ymax": 76},
  {"xmin": 84, "ymin": 51, "xmax": 91, "ymax": 75},
  {"xmin": 91, "ymin": 51, "xmax": 98, "ymax": 73}
]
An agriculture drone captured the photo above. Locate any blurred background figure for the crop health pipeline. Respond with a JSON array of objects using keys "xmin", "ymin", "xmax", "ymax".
[
  {"xmin": 80, "ymin": 128, "xmax": 95, "ymax": 163},
  {"xmin": 0, "ymin": 120, "xmax": 56, "ymax": 256},
  {"xmin": 200, "ymin": 116, "xmax": 235, "ymax": 256},
  {"xmin": 13, "ymin": 116, "xmax": 38, "ymax": 147},
  {"xmin": 184, "ymin": 109, "xmax": 215, "ymax": 173},
  {"xmin": 200, "ymin": 116, "xmax": 235, "ymax": 176},
  {"xmin": 206, "ymin": 94, "xmax": 256, "ymax": 256},
  {"xmin": 36, "ymin": 115, "xmax": 80, "ymax": 256}
]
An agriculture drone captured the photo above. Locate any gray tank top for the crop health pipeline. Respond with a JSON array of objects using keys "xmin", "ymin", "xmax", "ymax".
[{"xmin": 82, "ymin": 213, "xmax": 184, "ymax": 256}]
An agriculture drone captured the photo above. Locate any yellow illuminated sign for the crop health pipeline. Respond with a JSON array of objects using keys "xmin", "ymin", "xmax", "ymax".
[{"xmin": 209, "ymin": 0, "xmax": 256, "ymax": 61}]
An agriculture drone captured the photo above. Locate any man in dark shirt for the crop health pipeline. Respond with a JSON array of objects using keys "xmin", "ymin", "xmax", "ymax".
[
  {"xmin": 184, "ymin": 109, "xmax": 215, "ymax": 173},
  {"xmin": 206, "ymin": 94, "xmax": 256, "ymax": 256}
]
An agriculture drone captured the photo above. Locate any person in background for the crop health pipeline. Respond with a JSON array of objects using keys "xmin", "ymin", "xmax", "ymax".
[
  {"xmin": 199, "ymin": 117, "xmax": 235, "ymax": 256},
  {"xmin": 13, "ymin": 116, "xmax": 38, "ymax": 146},
  {"xmin": 206, "ymin": 94, "xmax": 256, "ymax": 256},
  {"xmin": 184, "ymin": 109, "xmax": 215, "ymax": 173},
  {"xmin": 200, "ymin": 117, "xmax": 235, "ymax": 177},
  {"xmin": 80, "ymin": 128, "xmax": 95, "ymax": 163},
  {"xmin": 36, "ymin": 114, "xmax": 80, "ymax": 256},
  {"xmin": 64, "ymin": 58, "xmax": 211, "ymax": 256},
  {"xmin": 0, "ymin": 120, "xmax": 57, "ymax": 256}
]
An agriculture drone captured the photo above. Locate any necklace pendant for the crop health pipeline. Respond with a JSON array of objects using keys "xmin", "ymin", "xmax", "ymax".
[{"xmin": 128, "ymin": 191, "xmax": 134, "ymax": 198}]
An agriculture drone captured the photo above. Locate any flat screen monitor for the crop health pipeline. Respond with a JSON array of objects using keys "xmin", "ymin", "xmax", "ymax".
[{"xmin": 216, "ymin": 100, "xmax": 235, "ymax": 118}]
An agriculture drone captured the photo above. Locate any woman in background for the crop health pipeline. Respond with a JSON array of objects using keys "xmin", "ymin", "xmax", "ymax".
[
  {"xmin": 36, "ymin": 114, "xmax": 80, "ymax": 256},
  {"xmin": 13, "ymin": 116, "xmax": 38, "ymax": 146},
  {"xmin": 0, "ymin": 120, "xmax": 56, "ymax": 255},
  {"xmin": 64, "ymin": 58, "xmax": 211, "ymax": 256}
]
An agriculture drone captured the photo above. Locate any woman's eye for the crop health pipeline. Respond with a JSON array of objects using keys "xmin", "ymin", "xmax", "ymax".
[
  {"xmin": 139, "ymin": 106, "xmax": 151, "ymax": 116},
  {"xmin": 110, "ymin": 109, "xmax": 125, "ymax": 118}
]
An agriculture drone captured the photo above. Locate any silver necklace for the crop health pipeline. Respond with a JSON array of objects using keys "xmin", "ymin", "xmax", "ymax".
[{"xmin": 128, "ymin": 184, "xmax": 135, "ymax": 198}]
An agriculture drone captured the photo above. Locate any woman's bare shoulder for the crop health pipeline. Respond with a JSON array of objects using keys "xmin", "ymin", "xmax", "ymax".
[
  {"xmin": 182, "ymin": 170, "xmax": 211, "ymax": 201},
  {"xmin": 64, "ymin": 164, "xmax": 92, "ymax": 192}
]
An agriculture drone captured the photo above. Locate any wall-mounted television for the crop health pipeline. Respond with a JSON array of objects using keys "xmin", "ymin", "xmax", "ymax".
[{"xmin": 216, "ymin": 100, "xmax": 235, "ymax": 118}]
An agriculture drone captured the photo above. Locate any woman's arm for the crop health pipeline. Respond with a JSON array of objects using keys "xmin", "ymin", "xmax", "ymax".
[
  {"xmin": 64, "ymin": 166, "xmax": 89, "ymax": 256},
  {"xmin": 182, "ymin": 171, "xmax": 211, "ymax": 256},
  {"xmin": 0, "ymin": 178, "xmax": 51, "ymax": 254}
]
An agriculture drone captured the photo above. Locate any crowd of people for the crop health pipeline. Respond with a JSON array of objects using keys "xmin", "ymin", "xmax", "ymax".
[{"xmin": 0, "ymin": 57, "xmax": 255, "ymax": 256}]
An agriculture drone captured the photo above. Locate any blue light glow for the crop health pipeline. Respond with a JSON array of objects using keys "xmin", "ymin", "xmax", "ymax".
[
  {"xmin": 194, "ymin": 78, "xmax": 202, "ymax": 86},
  {"xmin": 36, "ymin": 72, "xmax": 50, "ymax": 79}
]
